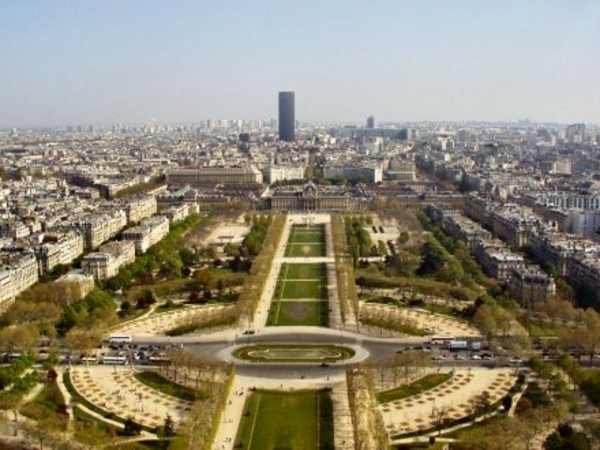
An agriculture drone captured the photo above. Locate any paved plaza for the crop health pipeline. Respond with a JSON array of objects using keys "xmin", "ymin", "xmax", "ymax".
[
  {"xmin": 361, "ymin": 303, "xmax": 482, "ymax": 337},
  {"xmin": 379, "ymin": 367, "xmax": 517, "ymax": 437},
  {"xmin": 110, "ymin": 304, "xmax": 236, "ymax": 337},
  {"xmin": 69, "ymin": 366, "xmax": 192, "ymax": 429}
]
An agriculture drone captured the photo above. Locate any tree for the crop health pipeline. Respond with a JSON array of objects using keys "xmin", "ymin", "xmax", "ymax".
[
  {"xmin": 0, "ymin": 393, "xmax": 20, "ymax": 421},
  {"xmin": 474, "ymin": 304, "xmax": 497, "ymax": 344},
  {"xmin": 64, "ymin": 328, "xmax": 102, "ymax": 362},
  {"xmin": 544, "ymin": 423, "xmax": 591, "ymax": 450},
  {"xmin": 163, "ymin": 413, "xmax": 176, "ymax": 437},
  {"xmin": 194, "ymin": 268, "xmax": 214, "ymax": 293},
  {"xmin": 502, "ymin": 395, "xmax": 513, "ymax": 412},
  {"xmin": 123, "ymin": 416, "xmax": 142, "ymax": 436},
  {"xmin": 179, "ymin": 248, "xmax": 197, "ymax": 267},
  {"xmin": 0, "ymin": 325, "xmax": 37, "ymax": 353},
  {"xmin": 432, "ymin": 404, "xmax": 451, "ymax": 436},
  {"xmin": 74, "ymin": 420, "xmax": 110, "ymax": 449}
]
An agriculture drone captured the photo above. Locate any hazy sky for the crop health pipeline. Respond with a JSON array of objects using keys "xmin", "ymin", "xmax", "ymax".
[{"xmin": 1, "ymin": 0, "xmax": 599, "ymax": 127}]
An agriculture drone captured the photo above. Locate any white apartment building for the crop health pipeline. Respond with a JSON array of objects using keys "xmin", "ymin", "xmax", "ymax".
[
  {"xmin": 0, "ymin": 253, "xmax": 39, "ymax": 304},
  {"xmin": 81, "ymin": 240, "xmax": 135, "ymax": 281},
  {"xmin": 34, "ymin": 231, "xmax": 85, "ymax": 275},
  {"xmin": 121, "ymin": 216, "xmax": 170, "ymax": 254},
  {"xmin": 268, "ymin": 166, "xmax": 305, "ymax": 184},
  {"xmin": 121, "ymin": 195, "xmax": 158, "ymax": 223},
  {"xmin": 163, "ymin": 204, "xmax": 191, "ymax": 224},
  {"xmin": 72, "ymin": 210, "xmax": 127, "ymax": 250},
  {"xmin": 565, "ymin": 210, "xmax": 600, "ymax": 241}
]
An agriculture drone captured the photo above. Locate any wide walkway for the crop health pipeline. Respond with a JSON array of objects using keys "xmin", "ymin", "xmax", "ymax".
[{"xmin": 212, "ymin": 213, "xmax": 356, "ymax": 449}]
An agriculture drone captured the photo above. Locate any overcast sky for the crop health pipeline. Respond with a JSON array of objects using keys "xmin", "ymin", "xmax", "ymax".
[{"xmin": 1, "ymin": 0, "xmax": 599, "ymax": 128}]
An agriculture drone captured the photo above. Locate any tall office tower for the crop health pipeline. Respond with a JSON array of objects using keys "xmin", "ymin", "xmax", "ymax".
[
  {"xmin": 278, "ymin": 91, "xmax": 295, "ymax": 141},
  {"xmin": 566, "ymin": 123, "xmax": 585, "ymax": 145},
  {"xmin": 366, "ymin": 115, "xmax": 375, "ymax": 129}
]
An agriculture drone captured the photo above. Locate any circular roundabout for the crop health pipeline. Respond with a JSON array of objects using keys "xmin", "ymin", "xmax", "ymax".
[{"xmin": 230, "ymin": 344, "xmax": 358, "ymax": 363}]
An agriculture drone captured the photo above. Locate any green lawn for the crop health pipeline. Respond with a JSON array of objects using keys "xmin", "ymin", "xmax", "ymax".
[
  {"xmin": 288, "ymin": 225, "xmax": 325, "ymax": 244},
  {"xmin": 270, "ymin": 263, "xmax": 328, "ymax": 326},
  {"xmin": 285, "ymin": 242, "xmax": 326, "ymax": 257},
  {"xmin": 134, "ymin": 370, "xmax": 198, "ymax": 402},
  {"xmin": 285, "ymin": 225, "xmax": 326, "ymax": 257},
  {"xmin": 268, "ymin": 300, "xmax": 329, "ymax": 326},
  {"xmin": 235, "ymin": 390, "xmax": 334, "ymax": 450},
  {"xmin": 278, "ymin": 279, "xmax": 327, "ymax": 299},
  {"xmin": 282, "ymin": 263, "xmax": 327, "ymax": 280},
  {"xmin": 376, "ymin": 373, "xmax": 452, "ymax": 403},
  {"xmin": 233, "ymin": 344, "xmax": 355, "ymax": 362}
]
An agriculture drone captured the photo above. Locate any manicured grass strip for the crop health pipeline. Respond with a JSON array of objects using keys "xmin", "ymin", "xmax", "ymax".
[
  {"xmin": 268, "ymin": 300, "xmax": 328, "ymax": 326},
  {"xmin": 285, "ymin": 224, "xmax": 326, "ymax": 257},
  {"xmin": 286, "ymin": 243, "xmax": 326, "ymax": 257},
  {"xmin": 235, "ymin": 389, "xmax": 334, "ymax": 450},
  {"xmin": 282, "ymin": 262, "xmax": 327, "ymax": 280},
  {"xmin": 134, "ymin": 371, "xmax": 197, "ymax": 402},
  {"xmin": 278, "ymin": 280, "xmax": 327, "ymax": 299},
  {"xmin": 376, "ymin": 373, "xmax": 452, "ymax": 403}
]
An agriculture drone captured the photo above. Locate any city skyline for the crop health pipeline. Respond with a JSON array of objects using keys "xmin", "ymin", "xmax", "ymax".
[{"xmin": 1, "ymin": 0, "xmax": 599, "ymax": 128}]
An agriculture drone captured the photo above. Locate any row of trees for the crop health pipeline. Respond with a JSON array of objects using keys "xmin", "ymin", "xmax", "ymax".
[
  {"xmin": 331, "ymin": 214, "xmax": 359, "ymax": 325},
  {"xmin": 233, "ymin": 214, "xmax": 286, "ymax": 325},
  {"xmin": 160, "ymin": 351, "xmax": 235, "ymax": 450},
  {"xmin": 345, "ymin": 217, "xmax": 374, "ymax": 266},
  {"xmin": 346, "ymin": 365, "xmax": 388, "ymax": 450},
  {"xmin": 105, "ymin": 213, "xmax": 204, "ymax": 291}
]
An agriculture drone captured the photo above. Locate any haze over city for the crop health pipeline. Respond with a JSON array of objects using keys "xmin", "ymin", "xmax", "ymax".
[{"xmin": 1, "ymin": 0, "xmax": 599, "ymax": 128}]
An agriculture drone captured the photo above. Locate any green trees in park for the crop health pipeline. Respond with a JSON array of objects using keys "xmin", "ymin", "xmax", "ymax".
[
  {"xmin": 331, "ymin": 214, "xmax": 359, "ymax": 324},
  {"xmin": 56, "ymin": 288, "xmax": 118, "ymax": 336},
  {"xmin": 346, "ymin": 365, "xmax": 388, "ymax": 450},
  {"xmin": 240, "ymin": 214, "xmax": 273, "ymax": 256},
  {"xmin": 234, "ymin": 214, "xmax": 286, "ymax": 324},
  {"xmin": 544, "ymin": 423, "xmax": 591, "ymax": 450},
  {"xmin": 103, "ymin": 213, "xmax": 204, "ymax": 291},
  {"xmin": 344, "ymin": 217, "xmax": 373, "ymax": 266},
  {"xmin": 165, "ymin": 352, "xmax": 234, "ymax": 450}
]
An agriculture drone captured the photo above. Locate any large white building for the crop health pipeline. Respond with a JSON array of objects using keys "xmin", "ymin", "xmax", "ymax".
[
  {"xmin": 565, "ymin": 210, "xmax": 600, "ymax": 241},
  {"xmin": 121, "ymin": 216, "xmax": 170, "ymax": 254},
  {"xmin": 70, "ymin": 211, "xmax": 128, "ymax": 250},
  {"xmin": 34, "ymin": 231, "xmax": 84, "ymax": 275},
  {"xmin": 267, "ymin": 166, "xmax": 305, "ymax": 184},
  {"xmin": 323, "ymin": 163, "xmax": 383, "ymax": 183},
  {"xmin": 0, "ymin": 253, "xmax": 39, "ymax": 304},
  {"xmin": 120, "ymin": 195, "xmax": 158, "ymax": 223},
  {"xmin": 81, "ymin": 241, "xmax": 136, "ymax": 281}
]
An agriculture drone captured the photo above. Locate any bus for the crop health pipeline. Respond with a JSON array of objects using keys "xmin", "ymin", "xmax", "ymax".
[
  {"xmin": 80, "ymin": 356, "xmax": 98, "ymax": 365},
  {"xmin": 148, "ymin": 356, "xmax": 171, "ymax": 366},
  {"xmin": 101, "ymin": 356, "xmax": 128, "ymax": 365},
  {"xmin": 107, "ymin": 335, "xmax": 133, "ymax": 343},
  {"xmin": 430, "ymin": 335, "xmax": 455, "ymax": 345}
]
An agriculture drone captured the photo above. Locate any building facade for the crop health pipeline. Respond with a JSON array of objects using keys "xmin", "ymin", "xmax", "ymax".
[{"xmin": 278, "ymin": 91, "xmax": 295, "ymax": 142}]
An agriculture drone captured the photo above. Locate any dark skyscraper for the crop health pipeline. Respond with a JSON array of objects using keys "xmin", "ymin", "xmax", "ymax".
[
  {"xmin": 278, "ymin": 91, "xmax": 295, "ymax": 142},
  {"xmin": 366, "ymin": 115, "xmax": 375, "ymax": 129}
]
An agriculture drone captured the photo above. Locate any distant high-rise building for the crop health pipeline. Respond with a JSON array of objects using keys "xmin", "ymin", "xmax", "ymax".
[
  {"xmin": 366, "ymin": 115, "xmax": 375, "ymax": 129},
  {"xmin": 566, "ymin": 123, "xmax": 585, "ymax": 145},
  {"xmin": 278, "ymin": 91, "xmax": 295, "ymax": 142}
]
